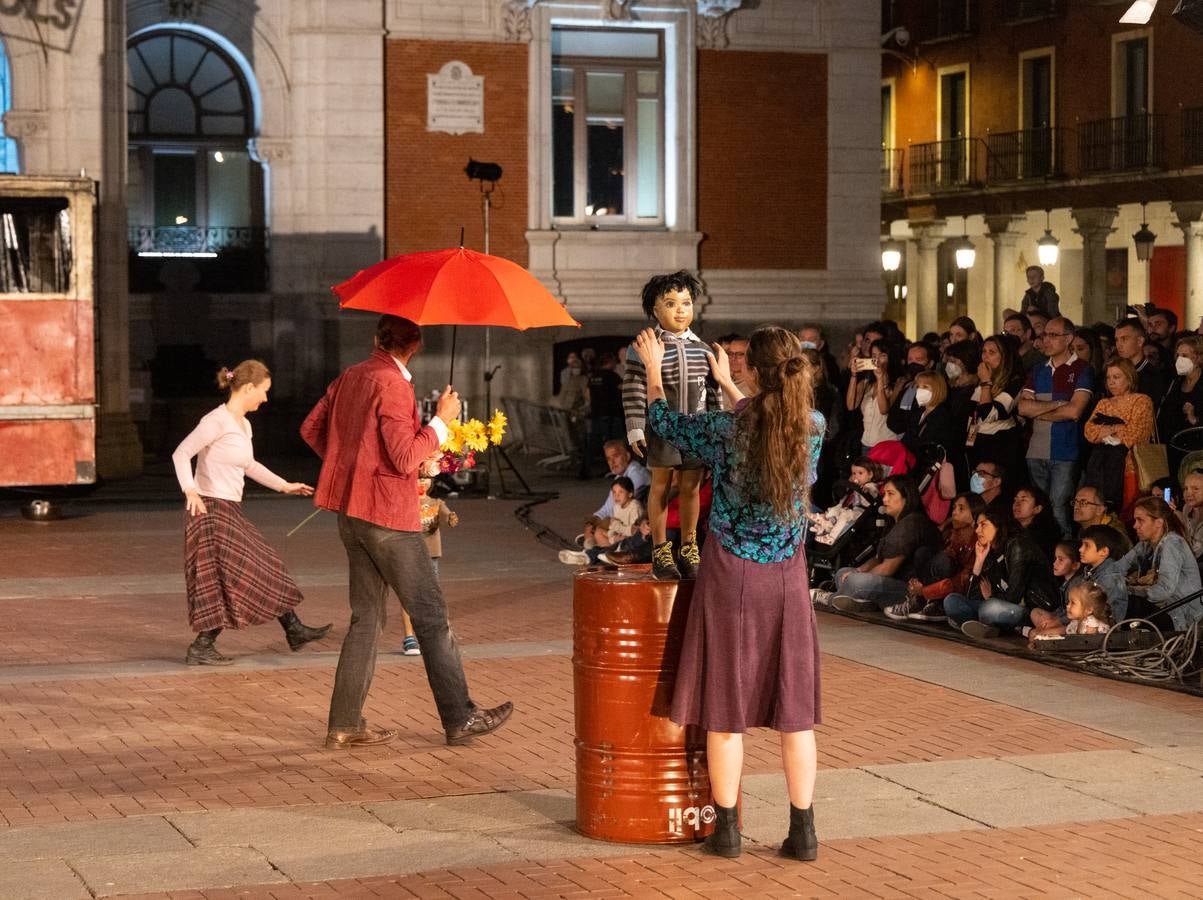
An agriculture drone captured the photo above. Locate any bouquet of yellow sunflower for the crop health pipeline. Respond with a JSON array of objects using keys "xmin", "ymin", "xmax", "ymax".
[{"xmin": 438, "ymin": 409, "xmax": 507, "ymax": 473}]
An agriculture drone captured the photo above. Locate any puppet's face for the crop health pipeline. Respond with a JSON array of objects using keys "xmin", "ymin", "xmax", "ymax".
[{"xmin": 652, "ymin": 288, "xmax": 694, "ymax": 335}]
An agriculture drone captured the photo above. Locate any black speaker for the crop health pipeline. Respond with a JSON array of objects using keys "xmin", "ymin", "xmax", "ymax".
[{"xmin": 1173, "ymin": 0, "xmax": 1203, "ymax": 33}]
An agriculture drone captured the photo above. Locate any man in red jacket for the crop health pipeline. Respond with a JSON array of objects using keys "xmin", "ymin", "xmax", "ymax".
[{"xmin": 301, "ymin": 315, "xmax": 512, "ymax": 749}]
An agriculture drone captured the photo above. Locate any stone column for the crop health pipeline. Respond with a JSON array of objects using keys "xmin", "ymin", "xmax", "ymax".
[
  {"xmin": 1173, "ymin": 202, "xmax": 1203, "ymax": 332},
  {"xmin": 1072, "ymin": 207, "xmax": 1119, "ymax": 326},
  {"xmin": 95, "ymin": 0, "xmax": 143, "ymax": 478},
  {"xmin": 907, "ymin": 220, "xmax": 945, "ymax": 339},
  {"xmin": 984, "ymin": 214, "xmax": 1025, "ymax": 332}
]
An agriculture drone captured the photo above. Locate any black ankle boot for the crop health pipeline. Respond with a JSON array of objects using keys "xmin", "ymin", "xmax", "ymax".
[
  {"xmin": 279, "ymin": 611, "xmax": 332, "ymax": 652},
  {"xmin": 186, "ymin": 629, "xmax": 233, "ymax": 666},
  {"xmin": 701, "ymin": 803, "xmax": 741, "ymax": 858},
  {"xmin": 779, "ymin": 804, "xmax": 817, "ymax": 861}
]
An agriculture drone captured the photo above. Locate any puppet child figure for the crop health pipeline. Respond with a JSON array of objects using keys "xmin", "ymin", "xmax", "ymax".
[{"xmin": 622, "ymin": 271, "xmax": 716, "ymax": 580}]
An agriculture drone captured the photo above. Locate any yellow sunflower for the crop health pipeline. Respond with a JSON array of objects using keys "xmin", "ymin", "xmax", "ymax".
[{"xmin": 487, "ymin": 410, "xmax": 507, "ymax": 445}]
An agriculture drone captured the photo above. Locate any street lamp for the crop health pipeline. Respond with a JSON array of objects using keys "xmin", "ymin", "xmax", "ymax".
[
  {"xmin": 1036, "ymin": 209, "xmax": 1060, "ymax": 267},
  {"xmin": 954, "ymin": 216, "xmax": 976, "ymax": 270},
  {"xmin": 881, "ymin": 239, "xmax": 904, "ymax": 273},
  {"xmin": 1120, "ymin": 0, "xmax": 1158, "ymax": 24},
  {"xmin": 1133, "ymin": 202, "xmax": 1157, "ymax": 262}
]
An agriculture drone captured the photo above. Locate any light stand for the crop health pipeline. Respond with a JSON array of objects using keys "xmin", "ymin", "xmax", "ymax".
[{"xmin": 466, "ymin": 158, "xmax": 534, "ymax": 499}]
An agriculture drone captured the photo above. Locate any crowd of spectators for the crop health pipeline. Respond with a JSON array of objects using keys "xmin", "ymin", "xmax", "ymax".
[
  {"xmin": 555, "ymin": 292, "xmax": 1203, "ymax": 647},
  {"xmin": 808, "ymin": 297, "xmax": 1203, "ymax": 644}
]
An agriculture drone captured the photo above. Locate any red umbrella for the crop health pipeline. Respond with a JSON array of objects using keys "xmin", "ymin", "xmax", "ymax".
[{"xmin": 333, "ymin": 245, "xmax": 579, "ymax": 383}]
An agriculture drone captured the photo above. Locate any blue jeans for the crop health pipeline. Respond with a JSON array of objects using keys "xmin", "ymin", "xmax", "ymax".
[
  {"xmin": 834, "ymin": 566, "xmax": 908, "ymax": 609},
  {"xmin": 944, "ymin": 593, "xmax": 1029, "ymax": 630},
  {"xmin": 1026, "ymin": 458, "xmax": 1077, "ymax": 538}
]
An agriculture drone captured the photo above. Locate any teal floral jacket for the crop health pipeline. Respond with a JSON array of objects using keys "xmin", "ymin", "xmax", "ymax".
[{"xmin": 648, "ymin": 398, "xmax": 824, "ymax": 563}]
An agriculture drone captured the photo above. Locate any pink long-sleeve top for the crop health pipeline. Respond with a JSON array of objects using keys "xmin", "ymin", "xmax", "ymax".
[{"xmin": 172, "ymin": 405, "xmax": 287, "ymax": 502}]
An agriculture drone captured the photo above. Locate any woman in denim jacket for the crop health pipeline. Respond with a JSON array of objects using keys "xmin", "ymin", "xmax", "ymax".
[{"xmin": 1120, "ymin": 496, "xmax": 1203, "ymax": 631}]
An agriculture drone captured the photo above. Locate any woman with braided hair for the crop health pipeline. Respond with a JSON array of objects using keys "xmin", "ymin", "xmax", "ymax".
[
  {"xmin": 632, "ymin": 325, "xmax": 824, "ymax": 863},
  {"xmin": 172, "ymin": 360, "xmax": 331, "ymax": 666}
]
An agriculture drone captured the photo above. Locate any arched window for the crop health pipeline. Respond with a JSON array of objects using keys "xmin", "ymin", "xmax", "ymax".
[
  {"xmin": 0, "ymin": 38, "xmax": 19, "ymax": 173},
  {"xmin": 126, "ymin": 28, "xmax": 266, "ymax": 292},
  {"xmin": 127, "ymin": 30, "xmax": 253, "ymax": 139}
]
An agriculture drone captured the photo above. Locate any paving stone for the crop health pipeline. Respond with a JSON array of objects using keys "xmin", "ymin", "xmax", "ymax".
[
  {"xmin": 864, "ymin": 757, "xmax": 1051, "ymax": 795},
  {"xmin": 492, "ymin": 822, "xmax": 654, "ymax": 860},
  {"xmin": 71, "ymin": 847, "xmax": 283, "ymax": 897},
  {"xmin": 365, "ymin": 788, "xmax": 573, "ymax": 833},
  {"xmin": 1007, "ymin": 749, "xmax": 1197, "ymax": 783},
  {"xmin": 0, "ymin": 817, "xmax": 192, "ymax": 861},
  {"xmin": 168, "ymin": 804, "xmax": 399, "ymax": 851},
  {"xmin": 739, "ymin": 792, "xmax": 980, "ymax": 844},
  {"xmin": 1071, "ymin": 775, "xmax": 1203, "ymax": 815},
  {"xmin": 0, "ymin": 859, "xmax": 90, "ymax": 900},
  {"xmin": 1135, "ymin": 744, "xmax": 1203, "ymax": 771},
  {"xmin": 265, "ymin": 829, "xmax": 520, "ymax": 882},
  {"xmin": 932, "ymin": 783, "xmax": 1133, "ymax": 828}
]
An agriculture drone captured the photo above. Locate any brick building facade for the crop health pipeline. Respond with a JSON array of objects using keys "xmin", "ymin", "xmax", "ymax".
[
  {"xmin": 1, "ymin": 0, "xmax": 881, "ymax": 472},
  {"xmin": 881, "ymin": 0, "xmax": 1203, "ymax": 338}
]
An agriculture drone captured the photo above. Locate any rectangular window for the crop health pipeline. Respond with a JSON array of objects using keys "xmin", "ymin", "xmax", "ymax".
[
  {"xmin": 551, "ymin": 27, "xmax": 663, "ymax": 225},
  {"xmin": 153, "ymin": 152, "xmax": 197, "ymax": 227},
  {"xmin": 939, "ymin": 70, "xmax": 969, "ymax": 184}
]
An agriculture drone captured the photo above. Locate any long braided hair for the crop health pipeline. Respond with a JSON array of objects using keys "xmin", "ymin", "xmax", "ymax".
[{"xmin": 735, "ymin": 326, "xmax": 816, "ymax": 520}]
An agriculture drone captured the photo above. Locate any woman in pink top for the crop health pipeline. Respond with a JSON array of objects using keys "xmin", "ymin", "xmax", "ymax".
[{"xmin": 172, "ymin": 360, "xmax": 330, "ymax": 666}]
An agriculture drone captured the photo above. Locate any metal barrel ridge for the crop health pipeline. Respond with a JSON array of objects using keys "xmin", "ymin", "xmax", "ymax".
[{"xmin": 573, "ymin": 565, "xmax": 714, "ymax": 843}]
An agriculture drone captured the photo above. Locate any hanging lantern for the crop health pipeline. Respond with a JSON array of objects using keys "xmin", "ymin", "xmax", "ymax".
[
  {"xmin": 881, "ymin": 239, "xmax": 904, "ymax": 273},
  {"xmin": 1036, "ymin": 209, "xmax": 1060, "ymax": 267},
  {"xmin": 1133, "ymin": 202, "xmax": 1156, "ymax": 262}
]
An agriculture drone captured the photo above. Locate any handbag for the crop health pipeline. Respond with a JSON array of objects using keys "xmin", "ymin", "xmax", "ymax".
[{"xmin": 1132, "ymin": 420, "xmax": 1169, "ymax": 491}]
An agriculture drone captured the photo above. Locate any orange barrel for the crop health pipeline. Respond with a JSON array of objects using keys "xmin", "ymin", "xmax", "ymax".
[{"xmin": 573, "ymin": 564, "xmax": 713, "ymax": 843}]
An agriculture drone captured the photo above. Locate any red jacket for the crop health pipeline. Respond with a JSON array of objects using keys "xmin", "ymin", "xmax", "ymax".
[{"xmin": 300, "ymin": 349, "xmax": 440, "ymax": 532}]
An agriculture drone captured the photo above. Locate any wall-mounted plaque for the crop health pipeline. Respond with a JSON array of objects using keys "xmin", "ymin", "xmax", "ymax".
[{"xmin": 427, "ymin": 61, "xmax": 484, "ymax": 135}]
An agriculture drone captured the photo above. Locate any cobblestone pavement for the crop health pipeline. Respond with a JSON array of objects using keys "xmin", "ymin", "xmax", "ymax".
[{"xmin": 2, "ymin": 467, "xmax": 1203, "ymax": 898}]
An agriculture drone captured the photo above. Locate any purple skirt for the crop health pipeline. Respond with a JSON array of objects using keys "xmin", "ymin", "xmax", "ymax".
[{"xmin": 670, "ymin": 539, "xmax": 821, "ymax": 733}]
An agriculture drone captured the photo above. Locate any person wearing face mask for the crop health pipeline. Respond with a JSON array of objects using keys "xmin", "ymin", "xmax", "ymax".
[
  {"xmin": 941, "ymin": 341, "xmax": 980, "ymax": 489},
  {"xmin": 886, "ymin": 342, "xmax": 938, "ymax": 437},
  {"xmin": 901, "ymin": 370, "xmax": 965, "ymax": 494},
  {"xmin": 1158, "ymin": 334, "xmax": 1203, "ymax": 488},
  {"xmin": 798, "ymin": 322, "xmax": 840, "ymax": 388}
]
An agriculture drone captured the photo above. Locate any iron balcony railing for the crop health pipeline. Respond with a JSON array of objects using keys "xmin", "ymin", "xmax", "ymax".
[
  {"xmin": 882, "ymin": 111, "xmax": 1203, "ymax": 199},
  {"xmin": 986, "ymin": 127, "xmax": 1065, "ymax": 182},
  {"xmin": 127, "ymin": 226, "xmax": 269, "ymax": 293},
  {"xmin": 128, "ymin": 225, "xmax": 267, "ymax": 255},
  {"xmin": 882, "ymin": 147, "xmax": 904, "ymax": 194},
  {"xmin": 908, "ymin": 137, "xmax": 981, "ymax": 193},
  {"xmin": 998, "ymin": 0, "xmax": 1057, "ymax": 21},
  {"xmin": 1184, "ymin": 107, "xmax": 1203, "ymax": 168},
  {"xmin": 915, "ymin": 0, "xmax": 977, "ymax": 41},
  {"xmin": 1078, "ymin": 114, "xmax": 1165, "ymax": 174}
]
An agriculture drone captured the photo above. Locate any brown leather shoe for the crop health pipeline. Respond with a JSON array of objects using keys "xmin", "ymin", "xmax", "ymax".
[
  {"xmin": 445, "ymin": 701, "xmax": 514, "ymax": 746},
  {"xmin": 324, "ymin": 725, "xmax": 397, "ymax": 750}
]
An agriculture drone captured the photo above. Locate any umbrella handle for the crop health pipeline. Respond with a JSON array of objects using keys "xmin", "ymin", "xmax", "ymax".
[{"xmin": 449, "ymin": 324, "xmax": 457, "ymax": 386}]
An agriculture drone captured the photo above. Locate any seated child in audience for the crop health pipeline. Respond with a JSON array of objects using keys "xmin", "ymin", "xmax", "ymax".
[
  {"xmin": 1031, "ymin": 581, "xmax": 1114, "ymax": 643},
  {"xmin": 1026, "ymin": 541, "xmax": 1082, "ymax": 639},
  {"xmin": 561, "ymin": 511, "xmax": 652, "ymax": 567},
  {"xmin": 597, "ymin": 514, "xmax": 653, "ymax": 565},
  {"xmin": 808, "ymin": 456, "xmax": 882, "ymax": 545},
  {"xmin": 1077, "ymin": 524, "xmax": 1130, "ymax": 623},
  {"xmin": 581, "ymin": 476, "xmax": 643, "ymax": 549},
  {"xmin": 892, "ymin": 492, "xmax": 984, "ymax": 622}
]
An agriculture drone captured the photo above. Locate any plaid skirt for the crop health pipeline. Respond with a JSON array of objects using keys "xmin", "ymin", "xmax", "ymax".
[{"xmin": 184, "ymin": 497, "xmax": 303, "ymax": 631}]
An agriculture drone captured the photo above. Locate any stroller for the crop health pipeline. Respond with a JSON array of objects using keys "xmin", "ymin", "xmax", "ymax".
[{"xmin": 807, "ymin": 439, "xmax": 949, "ymax": 586}]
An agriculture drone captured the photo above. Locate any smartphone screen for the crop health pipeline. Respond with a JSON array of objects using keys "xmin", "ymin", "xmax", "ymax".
[{"xmin": 1164, "ymin": 487, "xmax": 1173, "ymax": 503}]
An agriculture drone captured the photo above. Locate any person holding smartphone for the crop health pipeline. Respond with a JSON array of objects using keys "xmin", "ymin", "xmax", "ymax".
[{"xmin": 845, "ymin": 339, "xmax": 903, "ymax": 454}]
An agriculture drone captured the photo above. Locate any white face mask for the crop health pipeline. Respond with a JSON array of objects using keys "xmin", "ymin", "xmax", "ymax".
[
  {"xmin": 1176, "ymin": 355, "xmax": 1195, "ymax": 376},
  {"xmin": 944, "ymin": 361, "xmax": 963, "ymax": 380},
  {"xmin": 914, "ymin": 387, "xmax": 934, "ymax": 408},
  {"xmin": 799, "ymin": 340, "xmax": 817, "ymax": 350}
]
